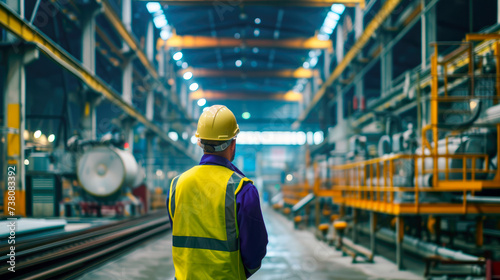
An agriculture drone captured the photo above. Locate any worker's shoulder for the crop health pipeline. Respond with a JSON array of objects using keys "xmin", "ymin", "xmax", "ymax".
[{"xmin": 237, "ymin": 180, "xmax": 258, "ymax": 195}]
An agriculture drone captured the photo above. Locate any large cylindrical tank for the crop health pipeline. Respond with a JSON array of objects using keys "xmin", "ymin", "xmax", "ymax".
[{"xmin": 77, "ymin": 146, "xmax": 139, "ymax": 197}]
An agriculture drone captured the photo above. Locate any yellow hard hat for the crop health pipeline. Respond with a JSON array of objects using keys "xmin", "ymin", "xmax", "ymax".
[{"xmin": 195, "ymin": 105, "xmax": 240, "ymax": 141}]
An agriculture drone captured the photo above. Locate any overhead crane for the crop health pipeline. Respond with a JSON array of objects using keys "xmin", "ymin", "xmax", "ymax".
[
  {"xmin": 178, "ymin": 68, "xmax": 319, "ymax": 79},
  {"xmin": 135, "ymin": 0, "xmax": 366, "ymax": 8}
]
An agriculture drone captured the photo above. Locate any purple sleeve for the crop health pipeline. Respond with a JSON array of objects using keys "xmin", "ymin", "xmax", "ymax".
[{"xmin": 236, "ymin": 182, "xmax": 268, "ymax": 278}]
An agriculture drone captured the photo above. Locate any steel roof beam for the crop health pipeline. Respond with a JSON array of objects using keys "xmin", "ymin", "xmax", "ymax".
[
  {"xmin": 190, "ymin": 90, "xmax": 303, "ymax": 101},
  {"xmin": 179, "ymin": 68, "xmax": 318, "ymax": 79},
  {"xmin": 135, "ymin": 0, "xmax": 365, "ymax": 7},
  {"xmin": 159, "ymin": 34, "xmax": 333, "ymax": 50},
  {"xmin": 0, "ymin": 2, "xmax": 198, "ymax": 161}
]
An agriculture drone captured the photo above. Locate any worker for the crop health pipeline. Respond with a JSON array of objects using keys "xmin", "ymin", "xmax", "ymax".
[{"xmin": 167, "ymin": 105, "xmax": 268, "ymax": 279}]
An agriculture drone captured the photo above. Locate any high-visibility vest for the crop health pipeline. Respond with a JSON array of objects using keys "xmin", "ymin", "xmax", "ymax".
[{"xmin": 168, "ymin": 165, "xmax": 253, "ymax": 280}]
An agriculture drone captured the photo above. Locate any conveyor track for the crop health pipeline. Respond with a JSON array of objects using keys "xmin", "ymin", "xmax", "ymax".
[{"xmin": 0, "ymin": 211, "xmax": 170, "ymax": 279}]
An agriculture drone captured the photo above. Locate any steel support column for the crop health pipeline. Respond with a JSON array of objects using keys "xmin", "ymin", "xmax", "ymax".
[
  {"xmin": 370, "ymin": 212, "xmax": 377, "ymax": 255},
  {"xmin": 498, "ymin": 0, "xmax": 500, "ymax": 23},
  {"xmin": 81, "ymin": 7, "xmax": 98, "ymax": 140},
  {"xmin": 352, "ymin": 208, "xmax": 358, "ymax": 242},
  {"xmin": 3, "ymin": 0, "xmax": 29, "ymax": 217},
  {"xmin": 381, "ymin": 10, "xmax": 393, "ymax": 96},
  {"xmin": 146, "ymin": 20, "xmax": 154, "ymax": 63},
  {"xmin": 180, "ymin": 82, "xmax": 187, "ymax": 109},
  {"xmin": 381, "ymin": 47, "xmax": 392, "ymax": 96},
  {"xmin": 146, "ymin": 91, "xmax": 154, "ymax": 121},
  {"xmin": 323, "ymin": 50, "xmax": 332, "ymax": 81},
  {"xmin": 354, "ymin": 3, "xmax": 364, "ymax": 111},
  {"xmin": 3, "ymin": 47, "xmax": 38, "ymax": 217},
  {"xmin": 304, "ymin": 81, "xmax": 312, "ymax": 110},
  {"xmin": 146, "ymin": 133, "xmax": 155, "ymax": 192},
  {"xmin": 122, "ymin": 119, "xmax": 135, "ymax": 152},
  {"xmin": 82, "ymin": 9, "xmax": 96, "ymax": 74},
  {"xmin": 421, "ymin": 0, "xmax": 436, "ymax": 69},
  {"xmin": 122, "ymin": 0, "xmax": 132, "ymax": 32},
  {"xmin": 336, "ymin": 23, "xmax": 345, "ymax": 125},
  {"xmin": 476, "ymin": 216, "xmax": 484, "ymax": 247},
  {"xmin": 355, "ymin": 4, "xmax": 363, "ymax": 40},
  {"xmin": 121, "ymin": 0, "xmax": 133, "ymax": 105},
  {"xmin": 158, "ymin": 49, "xmax": 165, "ymax": 77},
  {"xmin": 396, "ymin": 216, "xmax": 404, "ymax": 270}
]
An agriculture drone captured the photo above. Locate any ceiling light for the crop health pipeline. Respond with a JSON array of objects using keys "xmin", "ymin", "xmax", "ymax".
[
  {"xmin": 318, "ymin": 34, "xmax": 330, "ymax": 41},
  {"xmin": 176, "ymin": 60, "xmax": 182, "ymax": 66},
  {"xmin": 309, "ymin": 50, "xmax": 317, "ymax": 58},
  {"xmin": 234, "ymin": 33, "xmax": 241, "ymax": 39},
  {"xmin": 160, "ymin": 29, "xmax": 171, "ymax": 40},
  {"xmin": 173, "ymin": 51, "xmax": 183, "ymax": 61},
  {"xmin": 242, "ymin": 112, "xmax": 251, "ymax": 119},
  {"xmin": 314, "ymin": 131, "xmax": 324, "ymax": 145},
  {"xmin": 303, "ymin": 61, "xmax": 310, "ymax": 69},
  {"xmin": 254, "ymin": 18, "xmax": 261, "ymax": 24},
  {"xmin": 153, "ymin": 14, "xmax": 168, "ymax": 28},
  {"xmin": 321, "ymin": 26, "xmax": 334, "ymax": 35},
  {"xmin": 48, "ymin": 134, "xmax": 55, "ymax": 143},
  {"xmin": 190, "ymin": 83, "xmax": 199, "ymax": 91},
  {"xmin": 310, "ymin": 57, "xmax": 318, "ymax": 68},
  {"xmin": 470, "ymin": 100, "xmax": 478, "ymax": 109},
  {"xmin": 34, "ymin": 130, "xmax": 42, "ymax": 139},
  {"xmin": 197, "ymin": 98, "xmax": 207, "ymax": 106},
  {"xmin": 324, "ymin": 17, "xmax": 338, "ymax": 29},
  {"xmin": 190, "ymin": 135, "xmax": 197, "ymax": 144},
  {"xmin": 235, "ymin": 60, "xmax": 243, "ymax": 67},
  {"xmin": 156, "ymin": 169, "xmax": 164, "ymax": 177},
  {"xmin": 183, "ymin": 71, "xmax": 193, "ymax": 80},
  {"xmin": 24, "ymin": 159, "xmax": 29, "ymax": 165},
  {"xmin": 168, "ymin": 131, "xmax": 178, "ymax": 141},
  {"xmin": 331, "ymin": 4, "xmax": 345, "ymax": 14},
  {"xmin": 286, "ymin": 174, "xmax": 293, "ymax": 182},
  {"xmin": 182, "ymin": 62, "xmax": 188, "ymax": 69},
  {"xmin": 327, "ymin": 11, "xmax": 341, "ymax": 21},
  {"xmin": 146, "ymin": 2, "xmax": 162, "ymax": 14},
  {"xmin": 252, "ymin": 47, "xmax": 259, "ymax": 54},
  {"xmin": 253, "ymin": 28, "xmax": 260, "ymax": 37}
]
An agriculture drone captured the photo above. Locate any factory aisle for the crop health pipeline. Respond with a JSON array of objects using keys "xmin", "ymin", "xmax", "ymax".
[{"xmin": 78, "ymin": 206, "xmax": 423, "ymax": 280}]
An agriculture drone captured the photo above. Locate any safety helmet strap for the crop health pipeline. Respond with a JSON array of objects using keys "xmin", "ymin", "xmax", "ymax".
[{"xmin": 199, "ymin": 139, "xmax": 234, "ymax": 153}]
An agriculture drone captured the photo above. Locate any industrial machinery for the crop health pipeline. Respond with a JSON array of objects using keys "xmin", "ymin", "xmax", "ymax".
[
  {"xmin": 77, "ymin": 146, "xmax": 139, "ymax": 199},
  {"xmin": 277, "ymin": 33, "xmax": 500, "ymax": 278}
]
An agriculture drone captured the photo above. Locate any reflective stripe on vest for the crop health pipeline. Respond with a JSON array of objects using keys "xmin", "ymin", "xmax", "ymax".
[{"xmin": 170, "ymin": 171, "xmax": 244, "ymax": 252}]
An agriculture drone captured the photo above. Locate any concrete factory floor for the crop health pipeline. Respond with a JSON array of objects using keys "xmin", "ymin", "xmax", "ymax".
[{"xmin": 78, "ymin": 207, "xmax": 423, "ymax": 280}]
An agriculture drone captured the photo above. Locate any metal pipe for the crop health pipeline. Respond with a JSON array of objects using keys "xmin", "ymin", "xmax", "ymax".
[
  {"xmin": 455, "ymin": 195, "xmax": 500, "ymax": 204},
  {"xmin": 358, "ymin": 225, "xmax": 480, "ymax": 261}
]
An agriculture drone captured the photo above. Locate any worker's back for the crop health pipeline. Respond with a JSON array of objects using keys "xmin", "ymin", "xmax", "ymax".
[{"xmin": 168, "ymin": 164, "xmax": 250, "ymax": 280}]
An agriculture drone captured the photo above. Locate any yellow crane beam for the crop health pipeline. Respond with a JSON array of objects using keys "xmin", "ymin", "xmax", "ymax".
[
  {"xmin": 179, "ymin": 67, "xmax": 317, "ymax": 79},
  {"xmin": 135, "ymin": 0, "xmax": 365, "ymax": 7},
  {"xmin": 292, "ymin": 0, "xmax": 403, "ymax": 129},
  {"xmin": 159, "ymin": 34, "xmax": 333, "ymax": 50},
  {"xmin": 190, "ymin": 90, "xmax": 303, "ymax": 101}
]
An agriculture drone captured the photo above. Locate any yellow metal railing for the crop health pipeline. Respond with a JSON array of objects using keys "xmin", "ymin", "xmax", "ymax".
[
  {"xmin": 319, "ymin": 34, "xmax": 500, "ymax": 215},
  {"xmin": 282, "ymin": 183, "xmax": 312, "ymax": 205}
]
